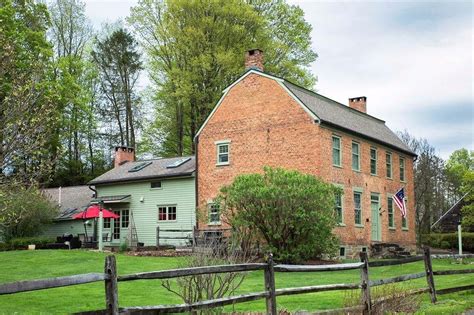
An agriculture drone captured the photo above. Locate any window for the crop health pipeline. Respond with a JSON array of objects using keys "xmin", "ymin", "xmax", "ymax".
[
  {"xmin": 121, "ymin": 209, "xmax": 129, "ymax": 228},
  {"xmin": 216, "ymin": 142, "xmax": 230, "ymax": 165},
  {"xmin": 402, "ymin": 199, "xmax": 408, "ymax": 229},
  {"xmin": 402, "ymin": 216, "xmax": 408, "ymax": 229},
  {"xmin": 352, "ymin": 141, "xmax": 360, "ymax": 171},
  {"xmin": 103, "ymin": 218, "xmax": 111, "ymax": 229},
  {"xmin": 335, "ymin": 193, "xmax": 343, "ymax": 224},
  {"xmin": 158, "ymin": 206, "xmax": 177, "ymax": 221},
  {"xmin": 370, "ymin": 147, "xmax": 377, "ymax": 175},
  {"xmin": 386, "ymin": 152, "xmax": 392, "ymax": 178},
  {"xmin": 209, "ymin": 203, "xmax": 220, "ymax": 224},
  {"xmin": 332, "ymin": 136, "xmax": 342, "ymax": 167},
  {"xmin": 339, "ymin": 247, "xmax": 346, "ymax": 258},
  {"xmin": 354, "ymin": 192, "xmax": 362, "ymax": 225},
  {"xmin": 150, "ymin": 181, "xmax": 162, "ymax": 189},
  {"xmin": 399, "ymin": 156, "xmax": 405, "ymax": 182},
  {"xmin": 388, "ymin": 197, "xmax": 394, "ymax": 228}
]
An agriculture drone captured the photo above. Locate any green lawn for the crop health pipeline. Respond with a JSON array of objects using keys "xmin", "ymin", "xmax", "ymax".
[{"xmin": 0, "ymin": 250, "xmax": 473, "ymax": 314}]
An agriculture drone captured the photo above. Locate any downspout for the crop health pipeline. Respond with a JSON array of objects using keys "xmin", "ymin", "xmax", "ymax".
[{"xmin": 194, "ymin": 135, "xmax": 199, "ymax": 231}]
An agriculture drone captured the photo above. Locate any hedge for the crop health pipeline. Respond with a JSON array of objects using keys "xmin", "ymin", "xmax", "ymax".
[
  {"xmin": 0, "ymin": 237, "xmax": 56, "ymax": 251},
  {"xmin": 421, "ymin": 233, "xmax": 474, "ymax": 252}
]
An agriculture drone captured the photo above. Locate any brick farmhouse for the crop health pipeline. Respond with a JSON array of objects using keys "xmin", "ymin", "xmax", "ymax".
[{"xmin": 195, "ymin": 49, "xmax": 417, "ymax": 256}]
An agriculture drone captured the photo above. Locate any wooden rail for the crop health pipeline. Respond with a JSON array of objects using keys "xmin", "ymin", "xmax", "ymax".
[{"xmin": 1, "ymin": 249, "xmax": 473, "ymax": 314}]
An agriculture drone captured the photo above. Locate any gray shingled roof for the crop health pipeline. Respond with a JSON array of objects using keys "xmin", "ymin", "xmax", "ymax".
[
  {"xmin": 42, "ymin": 185, "xmax": 93, "ymax": 220},
  {"xmin": 283, "ymin": 81, "xmax": 415, "ymax": 156},
  {"xmin": 88, "ymin": 156, "xmax": 195, "ymax": 185}
]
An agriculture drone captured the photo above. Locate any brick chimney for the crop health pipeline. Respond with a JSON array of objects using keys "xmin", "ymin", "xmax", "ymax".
[
  {"xmin": 245, "ymin": 49, "xmax": 264, "ymax": 71},
  {"xmin": 114, "ymin": 146, "xmax": 135, "ymax": 168},
  {"xmin": 348, "ymin": 96, "xmax": 367, "ymax": 113}
]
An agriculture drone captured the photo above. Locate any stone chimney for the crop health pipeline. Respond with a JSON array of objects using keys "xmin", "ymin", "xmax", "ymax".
[
  {"xmin": 114, "ymin": 146, "xmax": 135, "ymax": 168},
  {"xmin": 245, "ymin": 49, "xmax": 264, "ymax": 71},
  {"xmin": 348, "ymin": 96, "xmax": 367, "ymax": 113}
]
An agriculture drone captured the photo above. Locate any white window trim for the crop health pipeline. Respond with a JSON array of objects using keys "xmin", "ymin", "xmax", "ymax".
[
  {"xmin": 150, "ymin": 180, "xmax": 163, "ymax": 190},
  {"xmin": 215, "ymin": 140, "xmax": 231, "ymax": 166},
  {"xmin": 157, "ymin": 205, "xmax": 178, "ymax": 222},
  {"xmin": 208, "ymin": 202, "xmax": 221, "ymax": 225},
  {"xmin": 352, "ymin": 141, "xmax": 361, "ymax": 171},
  {"xmin": 332, "ymin": 135, "xmax": 342, "ymax": 168}
]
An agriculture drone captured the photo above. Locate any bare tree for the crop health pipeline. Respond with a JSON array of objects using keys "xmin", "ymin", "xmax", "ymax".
[{"xmin": 161, "ymin": 235, "xmax": 256, "ymax": 314}]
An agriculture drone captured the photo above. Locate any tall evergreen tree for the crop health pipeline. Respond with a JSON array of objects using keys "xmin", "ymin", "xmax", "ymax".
[{"xmin": 91, "ymin": 28, "xmax": 142, "ymax": 149}]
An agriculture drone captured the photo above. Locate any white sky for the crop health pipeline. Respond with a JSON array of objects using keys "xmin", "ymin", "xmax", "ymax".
[{"xmin": 84, "ymin": 0, "xmax": 473, "ymax": 159}]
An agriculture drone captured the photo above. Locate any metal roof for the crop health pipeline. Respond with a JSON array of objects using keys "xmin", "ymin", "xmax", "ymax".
[{"xmin": 88, "ymin": 156, "xmax": 195, "ymax": 185}]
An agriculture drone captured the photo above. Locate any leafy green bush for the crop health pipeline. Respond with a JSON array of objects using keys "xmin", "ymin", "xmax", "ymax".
[
  {"xmin": 0, "ymin": 237, "xmax": 56, "ymax": 251},
  {"xmin": 0, "ymin": 184, "xmax": 58, "ymax": 241},
  {"xmin": 421, "ymin": 233, "xmax": 474, "ymax": 251},
  {"xmin": 218, "ymin": 167, "xmax": 341, "ymax": 263}
]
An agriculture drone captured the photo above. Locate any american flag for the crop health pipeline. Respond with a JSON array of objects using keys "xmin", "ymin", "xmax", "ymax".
[{"xmin": 394, "ymin": 188, "xmax": 407, "ymax": 218}]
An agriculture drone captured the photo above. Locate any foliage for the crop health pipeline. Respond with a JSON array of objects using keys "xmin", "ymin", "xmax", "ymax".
[
  {"xmin": 0, "ymin": 183, "xmax": 59, "ymax": 241},
  {"xmin": 218, "ymin": 167, "xmax": 340, "ymax": 263},
  {"xmin": 0, "ymin": 0, "xmax": 59, "ymax": 184},
  {"xmin": 420, "ymin": 233, "xmax": 474, "ymax": 252},
  {"xmin": 446, "ymin": 148, "xmax": 474, "ymax": 228},
  {"xmin": 119, "ymin": 242, "xmax": 129, "ymax": 252},
  {"xmin": 129, "ymin": 0, "xmax": 317, "ymax": 157},
  {"xmin": 398, "ymin": 131, "xmax": 454, "ymax": 239},
  {"xmin": 91, "ymin": 27, "xmax": 143, "ymax": 149},
  {"xmin": 0, "ymin": 236, "xmax": 56, "ymax": 251}
]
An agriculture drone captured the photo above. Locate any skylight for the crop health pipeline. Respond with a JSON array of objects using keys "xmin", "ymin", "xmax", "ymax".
[
  {"xmin": 128, "ymin": 161, "xmax": 152, "ymax": 173},
  {"xmin": 166, "ymin": 157, "xmax": 191, "ymax": 169}
]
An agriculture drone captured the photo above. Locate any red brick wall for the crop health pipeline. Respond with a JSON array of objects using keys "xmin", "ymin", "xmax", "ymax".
[{"xmin": 196, "ymin": 73, "xmax": 416, "ymax": 248}]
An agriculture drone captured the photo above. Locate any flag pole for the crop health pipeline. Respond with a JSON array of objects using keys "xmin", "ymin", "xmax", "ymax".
[{"xmin": 458, "ymin": 223, "xmax": 462, "ymax": 256}]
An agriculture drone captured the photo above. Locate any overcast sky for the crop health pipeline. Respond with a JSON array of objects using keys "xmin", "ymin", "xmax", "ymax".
[{"xmin": 84, "ymin": 0, "xmax": 473, "ymax": 159}]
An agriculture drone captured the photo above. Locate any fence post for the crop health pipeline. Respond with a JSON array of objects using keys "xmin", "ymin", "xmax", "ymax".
[
  {"xmin": 423, "ymin": 247, "xmax": 437, "ymax": 303},
  {"xmin": 264, "ymin": 253, "xmax": 277, "ymax": 315},
  {"xmin": 359, "ymin": 251, "xmax": 371, "ymax": 314},
  {"xmin": 156, "ymin": 226, "xmax": 160, "ymax": 248},
  {"xmin": 105, "ymin": 255, "xmax": 119, "ymax": 314}
]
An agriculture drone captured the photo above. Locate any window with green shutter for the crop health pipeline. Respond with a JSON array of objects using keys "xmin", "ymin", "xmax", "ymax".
[
  {"xmin": 388, "ymin": 197, "xmax": 394, "ymax": 228},
  {"xmin": 399, "ymin": 156, "xmax": 405, "ymax": 182},
  {"xmin": 332, "ymin": 136, "xmax": 342, "ymax": 167},
  {"xmin": 386, "ymin": 152, "xmax": 392, "ymax": 178},
  {"xmin": 352, "ymin": 142, "xmax": 360, "ymax": 171},
  {"xmin": 335, "ymin": 193, "xmax": 343, "ymax": 224},
  {"xmin": 370, "ymin": 147, "xmax": 377, "ymax": 175},
  {"xmin": 354, "ymin": 192, "xmax": 362, "ymax": 225}
]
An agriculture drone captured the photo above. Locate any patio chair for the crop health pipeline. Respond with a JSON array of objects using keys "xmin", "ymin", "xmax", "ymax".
[{"xmin": 102, "ymin": 232, "xmax": 110, "ymax": 242}]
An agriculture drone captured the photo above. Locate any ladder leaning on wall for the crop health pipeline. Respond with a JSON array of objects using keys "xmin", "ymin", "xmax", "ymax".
[{"xmin": 126, "ymin": 211, "xmax": 139, "ymax": 249}]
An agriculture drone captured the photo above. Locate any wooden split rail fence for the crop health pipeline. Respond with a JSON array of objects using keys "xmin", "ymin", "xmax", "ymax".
[{"xmin": 0, "ymin": 248, "xmax": 473, "ymax": 314}]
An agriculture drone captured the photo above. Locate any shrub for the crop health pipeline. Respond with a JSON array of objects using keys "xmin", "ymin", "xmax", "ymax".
[
  {"xmin": 218, "ymin": 167, "xmax": 341, "ymax": 263},
  {"xmin": 421, "ymin": 233, "xmax": 474, "ymax": 252},
  {"xmin": 344, "ymin": 283, "xmax": 422, "ymax": 314},
  {"xmin": 0, "ymin": 184, "xmax": 59, "ymax": 241},
  {"xmin": 1, "ymin": 237, "xmax": 56, "ymax": 251}
]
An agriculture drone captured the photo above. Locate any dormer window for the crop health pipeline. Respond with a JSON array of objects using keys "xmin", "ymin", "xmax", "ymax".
[{"xmin": 216, "ymin": 140, "xmax": 230, "ymax": 166}]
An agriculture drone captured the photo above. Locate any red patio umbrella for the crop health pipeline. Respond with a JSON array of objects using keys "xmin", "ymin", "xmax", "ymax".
[
  {"xmin": 73, "ymin": 205, "xmax": 119, "ymax": 244},
  {"xmin": 73, "ymin": 205, "xmax": 119, "ymax": 220}
]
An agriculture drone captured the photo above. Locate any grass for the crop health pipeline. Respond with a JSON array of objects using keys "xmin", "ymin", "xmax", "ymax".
[{"xmin": 0, "ymin": 250, "xmax": 473, "ymax": 314}]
